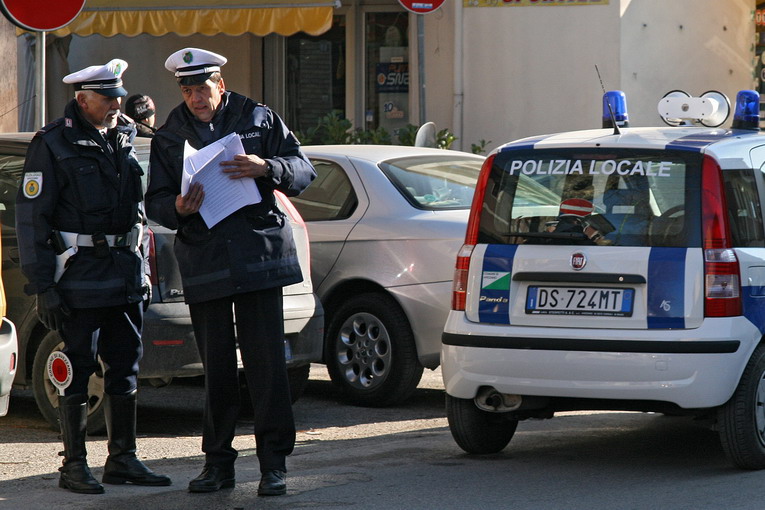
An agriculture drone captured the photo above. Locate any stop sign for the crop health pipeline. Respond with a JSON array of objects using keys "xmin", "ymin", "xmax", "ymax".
[
  {"xmin": 398, "ymin": 0, "xmax": 446, "ymax": 14},
  {"xmin": 0, "ymin": 0, "xmax": 85, "ymax": 32}
]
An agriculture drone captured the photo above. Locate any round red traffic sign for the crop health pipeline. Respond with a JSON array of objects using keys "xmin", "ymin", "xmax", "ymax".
[
  {"xmin": 47, "ymin": 351, "xmax": 72, "ymax": 395},
  {"xmin": 398, "ymin": 0, "xmax": 446, "ymax": 14},
  {"xmin": 0, "ymin": 0, "xmax": 85, "ymax": 32},
  {"xmin": 50, "ymin": 357, "xmax": 69, "ymax": 383}
]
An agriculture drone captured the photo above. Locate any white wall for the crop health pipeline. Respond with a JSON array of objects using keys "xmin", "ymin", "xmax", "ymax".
[
  {"xmin": 620, "ymin": 0, "xmax": 754, "ymax": 127},
  {"xmin": 455, "ymin": 0, "xmax": 755, "ymax": 152},
  {"xmin": 418, "ymin": 7, "xmax": 455, "ymax": 146}
]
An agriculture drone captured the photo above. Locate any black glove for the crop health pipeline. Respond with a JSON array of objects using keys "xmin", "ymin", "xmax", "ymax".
[
  {"xmin": 36, "ymin": 287, "xmax": 71, "ymax": 331},
  {"xmin": 142, "ymin": 282, "xmax": 152, "ymax": 312}
]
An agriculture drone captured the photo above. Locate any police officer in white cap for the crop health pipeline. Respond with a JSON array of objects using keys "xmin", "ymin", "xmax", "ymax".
[
  {"xmin": 15, "ymin": 59, "xmax": 170, "ymax": 494},
  {"xmin": 146, "ymin": 48, "xmax": 315, "ymax": 496}
]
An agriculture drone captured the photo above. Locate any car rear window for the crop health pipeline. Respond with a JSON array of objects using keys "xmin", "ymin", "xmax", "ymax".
[
  {"xmin": 379, "ymin": 155, "xmax": 483, "ymax": 210},
  {"xmin": 478, "ymin": 149, "xmax": 703, "ymax": 247}
]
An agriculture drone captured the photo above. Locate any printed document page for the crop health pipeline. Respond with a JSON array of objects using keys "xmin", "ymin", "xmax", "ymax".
[{"xmin": 181, "ymin": 132, "xmax": 262, "ymax": 228}]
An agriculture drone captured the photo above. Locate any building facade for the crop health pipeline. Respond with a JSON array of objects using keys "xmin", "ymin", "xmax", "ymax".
[{"xmin": 9, "ymin": 0, "xmax": 761, "ymax": 151}]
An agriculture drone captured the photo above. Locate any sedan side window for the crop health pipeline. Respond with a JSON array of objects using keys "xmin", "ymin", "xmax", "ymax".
[
  {"xmin": 0, "ymin": 154, "xmax": 25, "ymax": 231},
  {"xmin": 291, "ymin": 159, "xmax": 357, "ymax": 221}
]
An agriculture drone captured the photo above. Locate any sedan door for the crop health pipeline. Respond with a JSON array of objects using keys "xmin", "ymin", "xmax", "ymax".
[{"xmin": 291, "ymin": 156, "xmax": 369, "ymax": 290}]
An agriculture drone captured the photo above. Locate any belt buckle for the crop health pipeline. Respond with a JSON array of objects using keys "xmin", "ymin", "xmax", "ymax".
[
  {"xmin": 114, "ymin": 233, "xmax": 128, "ymax": 247},
  {"xmin": 91, "ymin": 232, "xmax": 110, "ymax": 258}
]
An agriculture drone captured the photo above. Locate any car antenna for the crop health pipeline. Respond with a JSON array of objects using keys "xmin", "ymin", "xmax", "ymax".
[{"xmin": 595, "ymin": 65, "xmax": 621, "ymax": 136}]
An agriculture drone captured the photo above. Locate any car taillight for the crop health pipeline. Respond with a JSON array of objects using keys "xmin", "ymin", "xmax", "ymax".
[
  {"xmin": 452, "ymin": 244, "xmax": 474, "ymax": 311},
  {"xmin": 464, "ymin": 154, "xmax": 496, "ymax": 245},
  {"xmin": 9, "ymin": 352, "xmax": 15, "ymax": 372},
  {"xmin": 147, "ymin": 228, "xmax": 158, "ymax": 286},
  {"xmin": 275, "ymin": 190, "xmax": 310, "ymax": 263},
  {"xmin": 275, "ymin": 190, "xmax": 305, "ymax": 228},
  {"xmin": 701, "ymin": 155, "xmax": 741, "ymax": 317},
  {"xmin": 452, "ymin": 155, "xmax": 496, "ymax": 312}
]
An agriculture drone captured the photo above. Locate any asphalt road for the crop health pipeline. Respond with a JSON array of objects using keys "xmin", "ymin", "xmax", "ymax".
[{"xmin": 3, "ymin": 365, "xmax": 765, "ymax": 510}]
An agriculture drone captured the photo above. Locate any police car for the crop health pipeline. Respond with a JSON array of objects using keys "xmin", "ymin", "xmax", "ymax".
[{"xmin": 441, "ymin": 89, "xmax": 765, "ymax": 469}]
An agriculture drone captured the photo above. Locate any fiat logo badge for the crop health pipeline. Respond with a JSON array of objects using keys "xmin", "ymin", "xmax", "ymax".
[{"xmin": 571, "ymin": 252, "xmax": 587, "ymax": 271}]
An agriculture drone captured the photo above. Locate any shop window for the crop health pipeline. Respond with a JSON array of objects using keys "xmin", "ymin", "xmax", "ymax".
[
  {"xmin": 365, "ymin": 12, "xmax": 409, "ymax": 141},
  {"xmin": 285, "ymin": 16, "xmax": 346, "ymax": 137}
]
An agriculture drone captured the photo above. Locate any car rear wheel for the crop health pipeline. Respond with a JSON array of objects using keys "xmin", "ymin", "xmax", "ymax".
[
  {"xmin": 325, "ymin": 293, "xmax": 423, "ymax": 407},
  {"xmin": 31, "ymin": 330, "xmax": 107, "ymax": 435},
  {"xmin": 446, "ymin": 393, "xmax": 518, "ymax": 454},
  {"xmin": 718, "ymin": 344, "xmax": 765, "ymax": 469}
]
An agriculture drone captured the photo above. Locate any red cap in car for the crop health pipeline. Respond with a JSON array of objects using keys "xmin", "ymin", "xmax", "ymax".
[{"xmin": 558, "ymin": 198, "xmax": 594, "ymax": 217}]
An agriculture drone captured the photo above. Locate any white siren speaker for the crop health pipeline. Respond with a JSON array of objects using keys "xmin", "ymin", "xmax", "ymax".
[
  {"xmin": 698, "ymin": 90, "xmax": 730, "ymax": 127},
  {"xmin": 658, "ymin": 90, "xmax": 691, "ymax": 126},
  {"xmin": 658, "ymin": 90, "xmax": 730, "ymax": 128}
]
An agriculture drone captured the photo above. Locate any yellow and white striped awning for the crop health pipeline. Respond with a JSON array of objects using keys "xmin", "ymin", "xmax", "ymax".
[{"xmin": 49, "ymin": 0, "xmax": 339, "ymax": 37}]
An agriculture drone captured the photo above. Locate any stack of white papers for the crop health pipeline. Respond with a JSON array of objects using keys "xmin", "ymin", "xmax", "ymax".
[{"xmin": 182, "ymin": 132, "xmax": 262, "ymax": 228}]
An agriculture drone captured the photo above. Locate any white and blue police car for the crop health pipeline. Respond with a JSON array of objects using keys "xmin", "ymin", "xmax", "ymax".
[{"xmin": 441, "ymin": 89, "xmax": 765, "ymax": 469}]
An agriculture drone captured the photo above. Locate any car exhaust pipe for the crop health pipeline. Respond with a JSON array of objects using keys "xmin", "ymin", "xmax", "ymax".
[{"xmin": 474, "ymin": 387, "xmax": 522, "ymax": 412}]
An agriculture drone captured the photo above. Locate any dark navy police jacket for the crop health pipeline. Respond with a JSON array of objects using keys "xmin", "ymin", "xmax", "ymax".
[
  {"xmin": 145, "ymin": 91, "xmax": 316, "ymax": 304},
  {"xmin": 16, "ymin": 99, "xmax": 146, "ymax": 308}
]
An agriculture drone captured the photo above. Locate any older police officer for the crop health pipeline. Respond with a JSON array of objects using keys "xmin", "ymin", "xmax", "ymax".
[
  {"xmin": 15, "ymin": 60, "xmax": 170, "ymax": 494},
  {"xmin": 146, "ymin": 48, "xmax": 315, "ymax": 496}
]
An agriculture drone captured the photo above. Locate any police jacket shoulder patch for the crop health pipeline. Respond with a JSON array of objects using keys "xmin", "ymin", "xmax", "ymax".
[{"xmin": 22, "ymin": 172, "xmax": 43, "ymax": 199}]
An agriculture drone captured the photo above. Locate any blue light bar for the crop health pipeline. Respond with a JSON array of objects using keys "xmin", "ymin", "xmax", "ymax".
[
  {"xmin": 731, "ymin": 90, "xmax": 760, "ymax": 130},
  {"xmin": 602, "ymin": 90, "xmax": 629, "ymax": 129}
]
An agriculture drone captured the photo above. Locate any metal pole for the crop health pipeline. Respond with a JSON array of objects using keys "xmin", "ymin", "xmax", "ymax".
[
  {"xmin": 35, "ymin": 31, "xmax": 46, "ymax": 130},
  {"xmin": 417, "ymin": 14, "xmax": 426, "ymax": 125},
  {"xmin": 453, "ymin": 2, "xmax": 463, "ymax": 151}
]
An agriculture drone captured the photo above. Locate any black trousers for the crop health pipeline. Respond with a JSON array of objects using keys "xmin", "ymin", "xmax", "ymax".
[
  {"xmin": 61, "ymin": 303, "xmax": 143, "ymax": 396},
  {"xmin": 189, "ymin": 287, "xmax": 295, "ymax": 473}
]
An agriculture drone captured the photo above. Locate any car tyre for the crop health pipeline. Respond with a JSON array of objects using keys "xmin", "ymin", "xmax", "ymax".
[
  {"xmin": 718, "ymin": 344, "xmax": 765, "ymax": 469},
  {"xmin": 325, "ymin": 292, "xmax": 423, "ymax": 407},
  {"xmin": 446, "ymin": 393, "xmax": 517, "ymax": 454},
  {"xmin": 31, "ymin": 330, "xmax": 107, "ymax": 435}
]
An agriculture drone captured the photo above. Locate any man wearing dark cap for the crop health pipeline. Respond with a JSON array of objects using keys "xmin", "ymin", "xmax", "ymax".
[
  {"xmin": 125, "ymin": 94, "xmax": 157, "ymax": 137},
  {"xmin": 146, "ymin": 47, "xmax": 315, "ymax": 496},
  {"xmin": 15, "ymin": 59, "xmax": 170, "ymax": 494}
]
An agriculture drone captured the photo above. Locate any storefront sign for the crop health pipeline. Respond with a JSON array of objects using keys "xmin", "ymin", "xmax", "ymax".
[
  {"xmin": 465, "ymin": 0, "xmax": 608, "ymax": 6},
  {"xmin": 376, "ymin": 63, "xmax": 409, "ymax": 93}
]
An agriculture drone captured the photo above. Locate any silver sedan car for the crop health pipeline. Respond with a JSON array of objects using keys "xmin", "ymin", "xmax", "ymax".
[{"xmin": 292, "ymin": 145, "xmax": 484, "ymax": 406}]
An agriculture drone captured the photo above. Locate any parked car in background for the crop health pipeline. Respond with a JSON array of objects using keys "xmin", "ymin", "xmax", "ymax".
[
  {"xmin": 290, "ymin": 145, "xmax": 484, "ymax": 406},
  {"xmin": 0, "ymin": 220, "xmax": 17, "ymax": 417},
  {"xmin": 0, "ymin": 134, "xmax": 323, "ymax": 432}
]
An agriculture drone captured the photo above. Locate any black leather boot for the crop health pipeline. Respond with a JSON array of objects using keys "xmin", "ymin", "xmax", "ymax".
[
  {"xmin": 101, "ymin": 391, "xmax": 172, "ymax": 486},
  {"xmin": 58, "ymin": 394, "xmax": 104, "ymax": 494}
]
